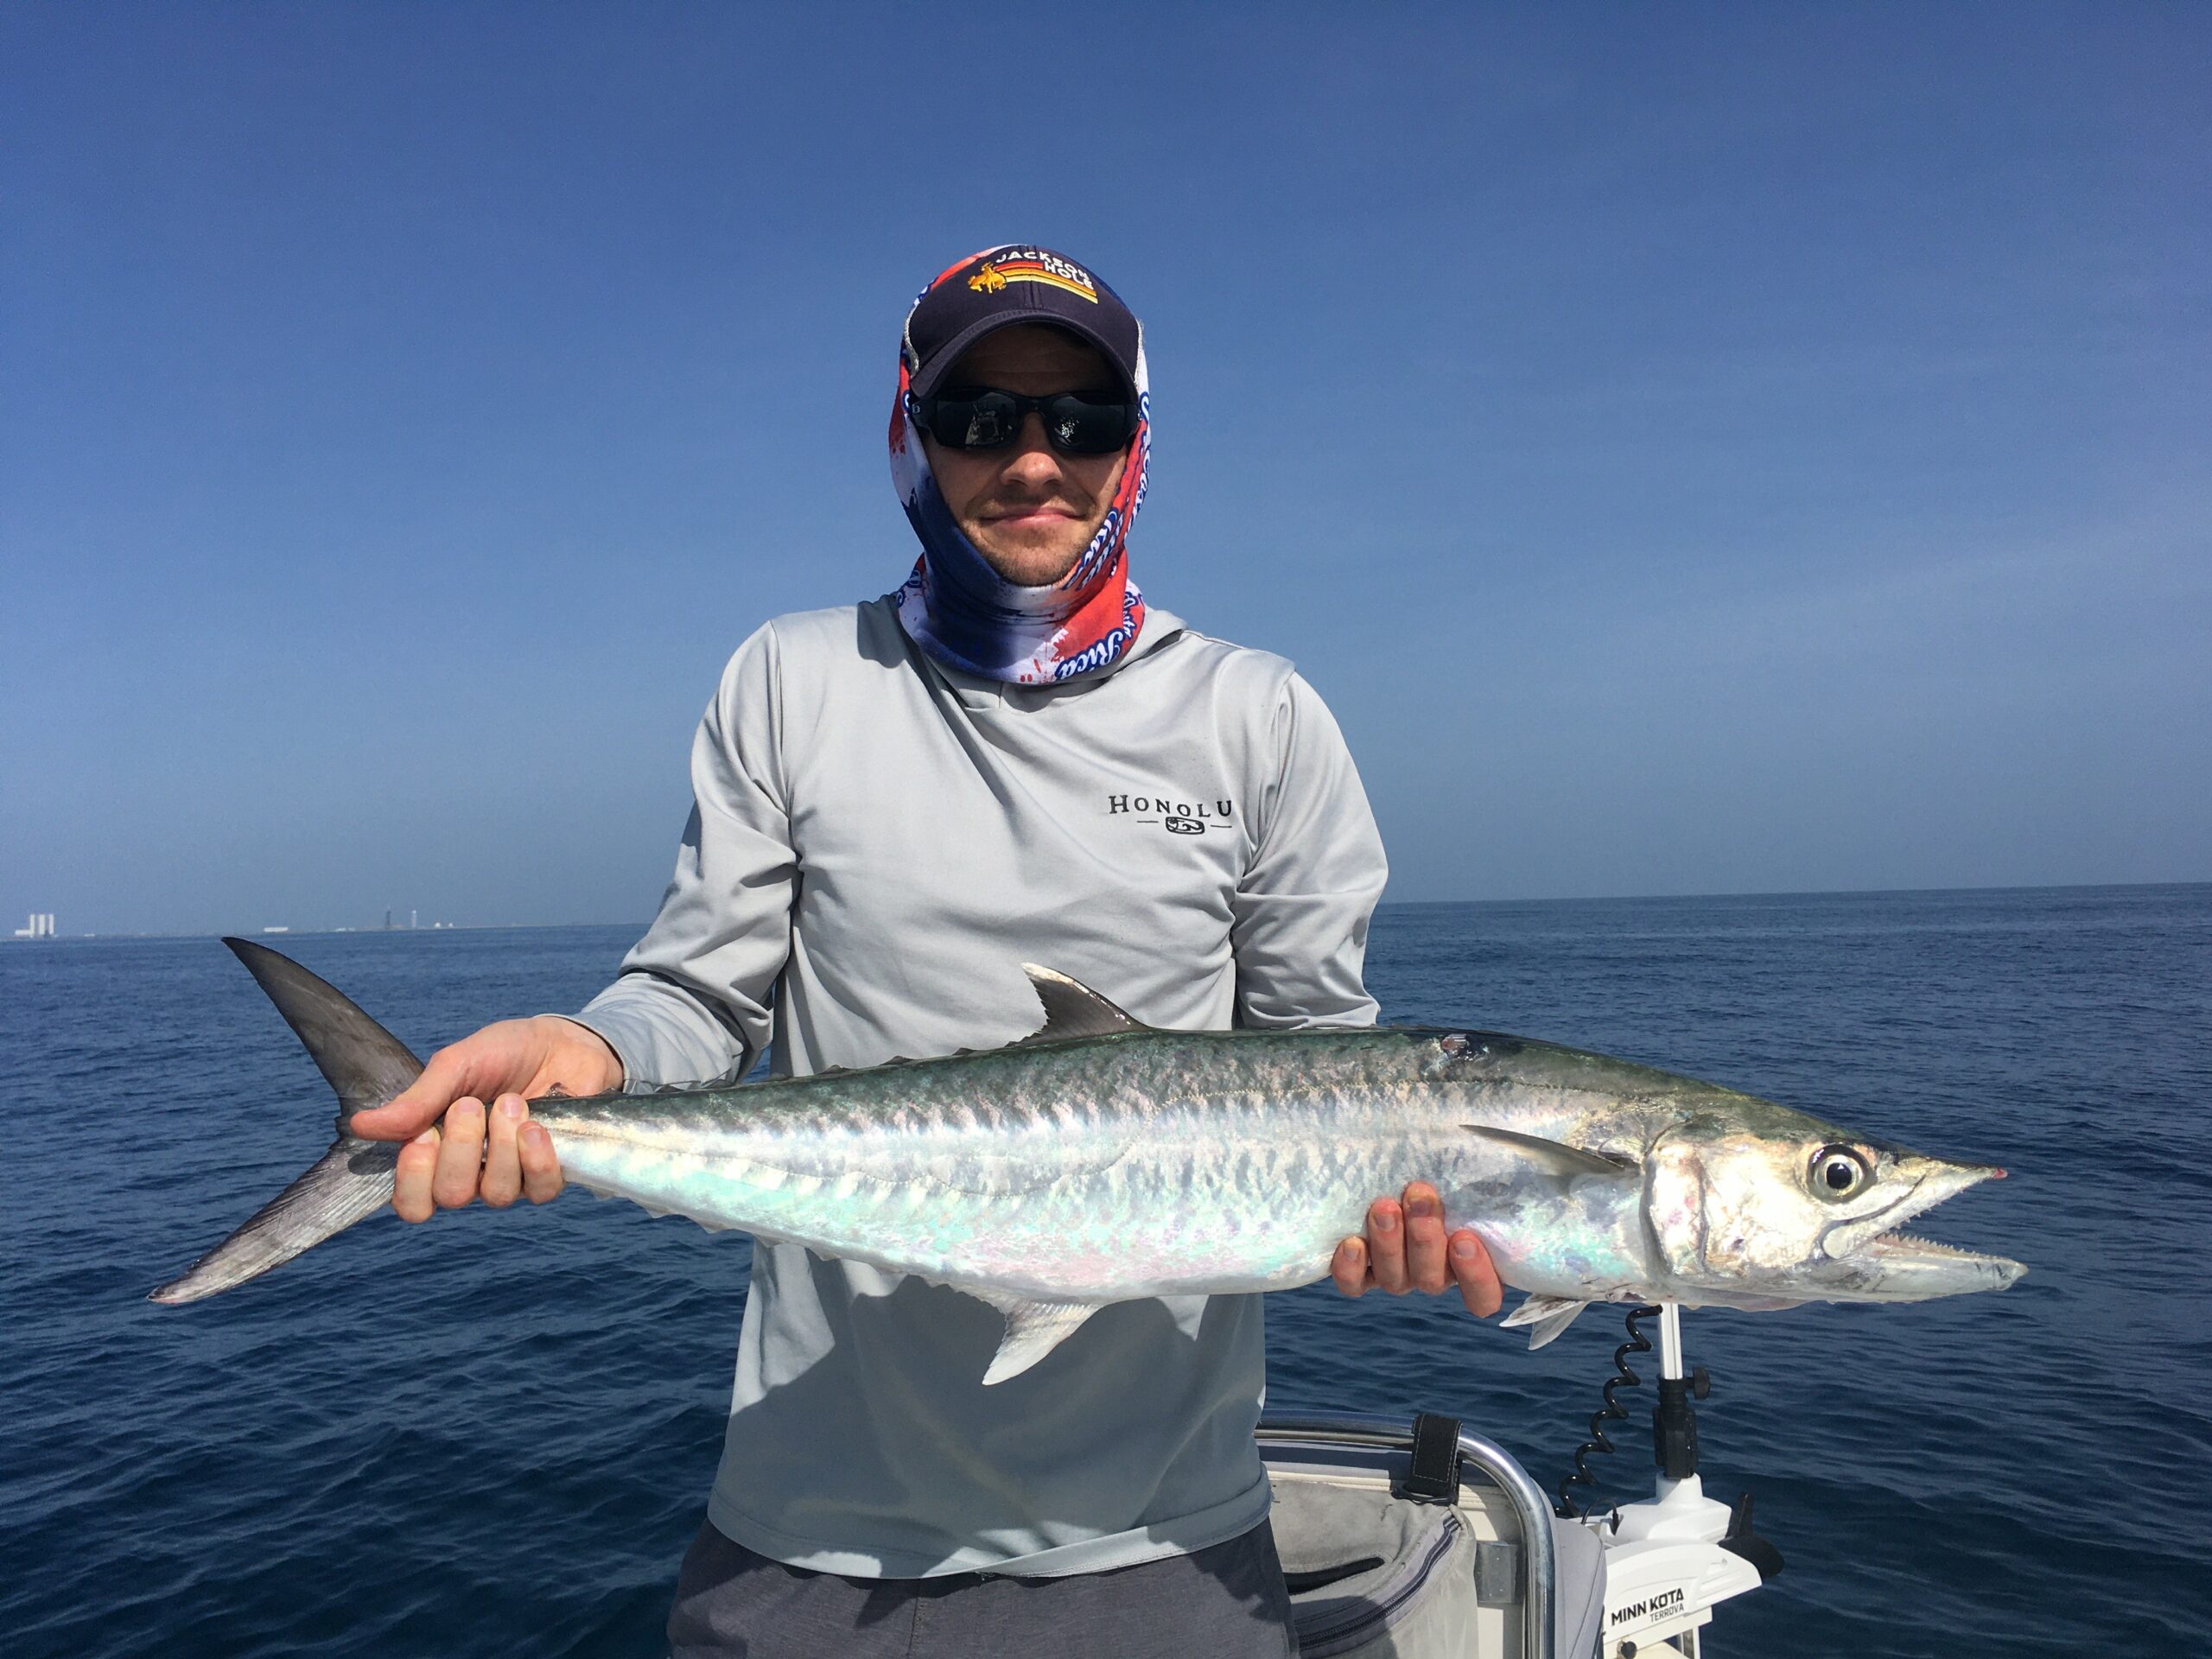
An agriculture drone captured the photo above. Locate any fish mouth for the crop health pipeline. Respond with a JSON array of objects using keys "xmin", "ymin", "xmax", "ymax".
[{"xmin": 1818, "ymin": 1161, "xmax": 2026, "ymax": 1297}]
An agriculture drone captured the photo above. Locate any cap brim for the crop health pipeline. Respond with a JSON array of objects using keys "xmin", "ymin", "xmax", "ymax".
[{"xmin": 909, "ymin": 309, "xmax": 1138, "ymax": 402}]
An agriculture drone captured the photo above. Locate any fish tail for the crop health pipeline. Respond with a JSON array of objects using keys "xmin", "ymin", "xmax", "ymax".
[{"xmin": 149, "ymin": 939, "xmax": 424, "ymax": 1304}]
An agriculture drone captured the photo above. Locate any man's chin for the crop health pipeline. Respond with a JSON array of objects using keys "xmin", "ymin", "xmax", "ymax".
[{"xmin": 963, "ymin": 531, "xmax": 1088, "ymax": 588}]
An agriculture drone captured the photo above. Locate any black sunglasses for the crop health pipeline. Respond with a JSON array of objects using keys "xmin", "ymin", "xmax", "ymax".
[{"xmin": 913, "ymin": 386, "xmax": 1136, "ymax": 455}]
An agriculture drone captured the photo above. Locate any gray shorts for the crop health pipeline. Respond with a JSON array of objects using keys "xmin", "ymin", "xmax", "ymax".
[{"xmin": 666, "ymin": 1520, "xmax": 1299, "ymax": 1658}]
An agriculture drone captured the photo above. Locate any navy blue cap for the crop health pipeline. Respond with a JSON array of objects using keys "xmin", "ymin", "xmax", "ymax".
[{"xmin": 903, "ymin": 245, "xmax": 1141, "ymax": 401}]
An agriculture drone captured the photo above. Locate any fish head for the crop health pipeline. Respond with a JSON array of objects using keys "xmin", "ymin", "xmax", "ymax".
[{"xmin": 1646, "ymin": 1109, "xmax": 2024, "ymax": 1306}]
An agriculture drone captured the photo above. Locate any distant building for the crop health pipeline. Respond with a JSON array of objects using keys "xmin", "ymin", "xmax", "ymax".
[{"xmin": 11, "ymin": 912, "xmax": 55, "ymax": 939}]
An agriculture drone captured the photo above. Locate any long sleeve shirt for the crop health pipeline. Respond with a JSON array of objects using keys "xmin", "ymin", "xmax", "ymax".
[{"xmin": 569, "ymin": 594, "xmax": 1387, "ymax": 1578}]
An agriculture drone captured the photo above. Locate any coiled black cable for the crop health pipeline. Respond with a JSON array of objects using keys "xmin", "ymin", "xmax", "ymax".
[{"xmin": 1554, "ymin": 1303, "xmax": 1661, "ymax": 1518}]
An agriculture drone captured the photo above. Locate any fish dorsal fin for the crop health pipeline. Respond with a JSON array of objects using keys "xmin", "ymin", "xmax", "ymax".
[
  {"xmin": 1462, "ymin": 1125, "xmax": 1637, "ymax": 1180},
  {"xmin": 1500, "ymin": 1293, "xmax": 1593, "ymax": 1350},
  {"xmin": 976, "ymin": 1294, "xmax": 1106, "ymax": 1384},
  {"xmin": 223, "ymin": 938, "xmax": 424, "ymax": 1130},
  {"xmin": 1020, "ymin": 965, "xmax": 1147, "ymax": 1042}
]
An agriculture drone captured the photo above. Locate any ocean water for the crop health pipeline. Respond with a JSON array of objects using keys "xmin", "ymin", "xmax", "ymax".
[{"xmin": 3, "ymin": 887, "xmax": 2206, "ymax": 1656}]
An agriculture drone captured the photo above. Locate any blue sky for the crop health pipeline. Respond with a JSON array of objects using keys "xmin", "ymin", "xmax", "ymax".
[{"xmin": 3, "ymin": 4, "xmax": 2206, "ymax": 934}]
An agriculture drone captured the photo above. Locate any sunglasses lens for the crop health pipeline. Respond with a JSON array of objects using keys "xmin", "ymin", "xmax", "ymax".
[
  {"xmin": 919, "ymin": 391, "xmax": 1133, "ymax": 453},
  {"xmin": 926, "ymin": 391, "xmax": 1021, "ymax": 448},
  {"xmin": 1041, "ymin": 395, "xmax": 1133, "ymax": 454}
]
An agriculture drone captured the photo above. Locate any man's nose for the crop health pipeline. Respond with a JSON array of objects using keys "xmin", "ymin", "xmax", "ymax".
[{"xmin": 998, "ymin": 413, "xmax": 1065, "ymax": 481}]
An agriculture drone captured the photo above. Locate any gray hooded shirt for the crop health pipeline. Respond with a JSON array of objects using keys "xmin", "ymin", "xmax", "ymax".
[{"xmin": 571, "ymin": 594, "xmax": 1387, "ymax": 1579}]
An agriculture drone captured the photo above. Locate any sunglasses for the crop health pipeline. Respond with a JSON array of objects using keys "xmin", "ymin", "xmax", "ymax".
[{"xmin": 913, "ymin": 385, "xmax": 1137, "ymax": 455}]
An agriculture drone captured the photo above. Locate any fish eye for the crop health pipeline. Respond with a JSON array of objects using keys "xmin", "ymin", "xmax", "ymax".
[{"xmin": 1810, "ymin": 1145, "xmax": 1871, "ymax": 1200}]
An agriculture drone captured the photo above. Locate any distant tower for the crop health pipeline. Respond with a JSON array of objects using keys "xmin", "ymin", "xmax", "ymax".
[
  {"xmin": 385, "ymin": 908, "xmax": 393, "ymax": 931},
  {"xmin": 410, "ymin": 908, "xmax": 418, "ymax": 930}
]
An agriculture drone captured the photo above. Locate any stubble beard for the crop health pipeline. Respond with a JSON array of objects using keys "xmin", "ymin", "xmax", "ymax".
[{"xmin": 960, "ymin": 518, "xmax": 1098, "ymax": 588}]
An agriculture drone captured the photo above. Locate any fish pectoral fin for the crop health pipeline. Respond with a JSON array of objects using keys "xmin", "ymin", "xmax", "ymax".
[
  {"xmin": 1460, "ymin": 1126, "xmax": 1637, "ymax": 1180},
  {"xmin": 1499, "ymin": 1293, "xmax": 1593, "ymax": 1350},
  {"xmin": 977, "ymin": 1296, "xmax": 1106, "ymax": 1385},
  {"xmin": 1020, "ymin": 966, "xmax": 1149, "ymax": 1041}
]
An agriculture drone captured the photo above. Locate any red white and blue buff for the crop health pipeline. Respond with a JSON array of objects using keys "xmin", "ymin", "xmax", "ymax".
[{"xmin": 887, "ymin": 250, "xmax": 1150, "ymax": 685}]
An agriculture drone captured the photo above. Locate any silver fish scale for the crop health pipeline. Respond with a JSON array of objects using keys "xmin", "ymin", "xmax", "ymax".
[{"xmin": 532, "ymin": 1027, "xmax": 1659, "ymax": 1303}]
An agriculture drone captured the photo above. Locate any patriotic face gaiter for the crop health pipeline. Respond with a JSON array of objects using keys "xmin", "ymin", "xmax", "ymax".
[{"xmin": 887, "ymin": 251, "xmax": 1151, "ymax": 686}]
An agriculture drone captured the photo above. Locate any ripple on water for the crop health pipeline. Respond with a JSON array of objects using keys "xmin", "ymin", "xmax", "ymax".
[{"xmin": 3, "ymin": 894, "xmax": 2208, "ymax": 1656}]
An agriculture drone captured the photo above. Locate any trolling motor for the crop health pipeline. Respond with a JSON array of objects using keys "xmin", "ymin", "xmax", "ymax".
[{"xmin": 1564, "ymin": 1304, "xmax": 1783, "ymax": 1657}]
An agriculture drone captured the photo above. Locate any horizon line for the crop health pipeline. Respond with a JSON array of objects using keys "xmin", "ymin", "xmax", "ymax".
[{"xmin": 9, "ymin": 875, "xmax": 2207, "ymax": 943}]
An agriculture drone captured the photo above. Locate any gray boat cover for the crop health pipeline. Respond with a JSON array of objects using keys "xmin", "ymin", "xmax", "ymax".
[{"xmin": 1270, "ymin": 1479, "xmax": 1605, "ymax": 1658}]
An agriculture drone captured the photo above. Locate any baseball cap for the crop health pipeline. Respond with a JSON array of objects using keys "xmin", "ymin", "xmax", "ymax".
[{"xmin": 903, "ymin": 245, "xmax": 1141, "ymax": 402}]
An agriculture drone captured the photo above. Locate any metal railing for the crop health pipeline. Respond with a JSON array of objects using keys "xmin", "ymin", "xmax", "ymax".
[{"xmin": 1259, "ymin": 1410, "xmax": 1559, "ymax": 1659}]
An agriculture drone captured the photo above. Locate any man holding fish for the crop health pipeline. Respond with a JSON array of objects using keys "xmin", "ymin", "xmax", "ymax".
[{"xmin": 349, "ymin": 246, "xmax": 1502, "ymax": 1656}]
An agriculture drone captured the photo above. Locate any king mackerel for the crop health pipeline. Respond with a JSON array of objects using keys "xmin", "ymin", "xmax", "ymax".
[{"xmin": 161, "ymin": 939, "xmax": 2024, "ymax": 1381}]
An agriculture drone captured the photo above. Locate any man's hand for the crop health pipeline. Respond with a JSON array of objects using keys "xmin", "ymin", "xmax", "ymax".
[
  {"xmin": 347, "ymin": 1016, "xmax": 624, "ymax": 1223},
  {"xmin": 1332, "ymin": 1181, "xmax": 1503, "ymax": 1318}
]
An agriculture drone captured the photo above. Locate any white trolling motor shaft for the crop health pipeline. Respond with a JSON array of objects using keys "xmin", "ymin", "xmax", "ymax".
[{"xmin": 1593, "ymin": 1305, "xmax": 1771, "ymax": 1657}]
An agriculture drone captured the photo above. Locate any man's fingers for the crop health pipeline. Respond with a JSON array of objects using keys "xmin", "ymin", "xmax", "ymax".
[
  {"xmin": 1332, "ymin": 1236, "xmax": 1369, "ymax": 1298},
  {"xmin": 1402, "ymin": 1182, "xmax": 1449, "ymax": 1294},
  {"xmin": 351, "ymin": 1046, "xmax": 477, "ymax": 1141},
  {"xmin": 519, "ymin": 1122, "xmax": 564, "ymax": 1205},
  {"xmin": 1449, "ymin": 1229, "xmax": 1503, "ymax": 1318},
  {"xmin": 1366, "ymin": 1197, "xmax": 1408, "ymax": 1294},
  {"xmin": 430, "ymin": 1097, "xmax": 486, "ymax": 1210},
  {"xmin": 394, "ymin": 1129, "xmax": 439, "ymax": 1224},
  {"xmin": 480, "ymin": 1095, "xmax": 526, "ymax": 1208}
]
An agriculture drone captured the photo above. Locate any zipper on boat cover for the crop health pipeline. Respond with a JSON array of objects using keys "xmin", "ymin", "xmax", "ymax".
[{"xmin": 1292, "ymin": 1510, "xmax": 1465, "ymax": 1658}]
